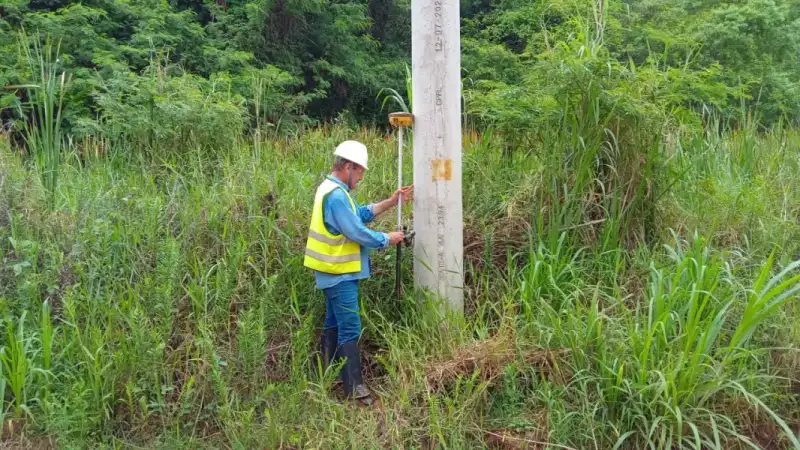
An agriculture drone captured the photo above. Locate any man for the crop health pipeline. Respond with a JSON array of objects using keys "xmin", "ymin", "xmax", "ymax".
[{"xmin": 303, "ymin": 140, "xmax": 413, "ymax": 406}]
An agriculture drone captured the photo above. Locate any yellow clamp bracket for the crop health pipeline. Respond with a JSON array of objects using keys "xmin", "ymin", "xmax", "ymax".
[{"xmin": 389, "ymin": 112, "xmax": 414, "ymax": 127}]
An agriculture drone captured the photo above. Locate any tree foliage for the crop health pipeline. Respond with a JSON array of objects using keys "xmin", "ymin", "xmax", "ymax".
[{"xmin": 2, "ymin": 0, "xmax": 800, "ymax": 145}]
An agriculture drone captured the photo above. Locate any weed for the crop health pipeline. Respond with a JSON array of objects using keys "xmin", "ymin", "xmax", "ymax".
[{"xmin": 0, "ymin": 122, "xmax": 798, "ymax": 448}]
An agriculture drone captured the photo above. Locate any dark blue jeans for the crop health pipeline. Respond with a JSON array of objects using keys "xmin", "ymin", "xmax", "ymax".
[{"xmin": 322, "ymin": 280, "xmax": 362, "ymax": 345}]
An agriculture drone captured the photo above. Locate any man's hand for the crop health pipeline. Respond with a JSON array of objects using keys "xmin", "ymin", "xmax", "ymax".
[
  {"xmin": 373, "ymin": 185, "xmax": 415, "ymax": 217},
  {"xmin": 390, "ymin": 185, "xmax": 414, "ymax": 204},
  {"xmin": 387, "ymin": 231, "xmax": 405, "ymax": 246}
]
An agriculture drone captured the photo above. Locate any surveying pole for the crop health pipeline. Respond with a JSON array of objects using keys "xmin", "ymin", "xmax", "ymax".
[
  {"xmin": 411, "ymin": 0, "xmax": 463, "ymax": 313},
  {"xmin": 389, "ymin": 112, "xmax": 414, "ymax": 301}
]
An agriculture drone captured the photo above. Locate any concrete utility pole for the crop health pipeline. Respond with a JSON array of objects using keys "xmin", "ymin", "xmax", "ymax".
[{"xmin": 411, "ymin": 0, "xmax": 463, "ymax": 313}]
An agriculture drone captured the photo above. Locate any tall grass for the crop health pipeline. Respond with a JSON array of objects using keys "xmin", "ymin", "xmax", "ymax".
[
  {"xmin": 0, "ymin": 116, "xmax": 798, "ymax": 448},
  {"xmin": 12, "ymin": 31, "xmax": 71, "ymax": 207},
  {"xmin": 377, "ymin": 64, "xmax": 413, "ymax": 114}
]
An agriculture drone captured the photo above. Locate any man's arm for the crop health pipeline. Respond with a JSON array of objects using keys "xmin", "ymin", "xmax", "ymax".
[
  {"xmin": 372, "ymin": 185, "xmax": 414, "ymax": 217},
  {"xmin": 357, "ymin": 204, "xmax": 377, "ymax": 224},
  {"xmin": 326, "ymin": 192, "xmax": 389, "ymax": 249}
]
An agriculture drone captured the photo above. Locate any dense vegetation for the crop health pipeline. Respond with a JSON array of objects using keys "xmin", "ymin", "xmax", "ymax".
[
  {"xmin": 3, "ymin": 0, "xmax": 800, "ymax": 137},
  {"xmin": 1, "ymin": 0, "xmax": 800, "ymax": 448}
]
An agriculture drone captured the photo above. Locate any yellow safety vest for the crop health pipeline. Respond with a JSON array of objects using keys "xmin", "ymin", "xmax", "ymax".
[{"xmin": 303, "ymin": 178, "xmax": 362, "ymax": 274}]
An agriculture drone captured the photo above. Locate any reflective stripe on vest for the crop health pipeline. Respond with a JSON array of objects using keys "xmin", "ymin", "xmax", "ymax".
[
  {"xmin": 303, "ymin": 178, "xmax": 362, "ymax": 274},
  {"xmin": 307, "ymin": 229, "xmax": 347, "ymax": 246},
  {"xmin": 304, "ymin": 248, "xmax": 361, "ymax": 263}
]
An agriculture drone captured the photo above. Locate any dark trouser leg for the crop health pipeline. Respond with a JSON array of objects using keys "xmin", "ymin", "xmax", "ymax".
[
  {"xmin": 320, "ymin": 289, "xmax": 339, "ymax": 374},
  {"xmin": 326, "ymin": 280, "xmax": 372, "ymax": 403}
]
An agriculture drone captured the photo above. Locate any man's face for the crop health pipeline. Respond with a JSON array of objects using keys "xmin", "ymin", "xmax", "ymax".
[{"xmin": 347, "ymin": 163, "xmax": 365, "ymax": 189}]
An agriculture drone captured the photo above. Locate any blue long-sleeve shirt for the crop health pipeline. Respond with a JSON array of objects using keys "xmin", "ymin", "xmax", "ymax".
[{"xmin": 314, "ymin": 175, "xmax": 390, "ymax": 289}]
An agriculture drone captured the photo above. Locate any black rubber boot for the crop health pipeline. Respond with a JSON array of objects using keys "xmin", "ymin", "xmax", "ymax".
[
  {"xmin": 336, "ymin": 340, "xmax": 374, "ymax": 406},
  {"xmin": 319, "ymin": 327, "xmax": 338, "ymax": 372}
]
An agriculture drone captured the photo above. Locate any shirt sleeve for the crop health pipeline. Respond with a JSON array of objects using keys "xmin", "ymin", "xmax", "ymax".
[
  {"xmin": 358, "ymin": 204, "xmax": 377, "ymax": 224},
  {"xmin": 324, "ymin": 191, "xmax": 389, "ymax": 249}
]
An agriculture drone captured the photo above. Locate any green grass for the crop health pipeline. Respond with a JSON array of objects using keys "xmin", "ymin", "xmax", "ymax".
[
  {"xmin": 11, "ymin": 31, "xmax": 71, "ymax": 209},
  {"xmin": 0, "ymin": 120, "xmax": 799, "ymax": 449}
]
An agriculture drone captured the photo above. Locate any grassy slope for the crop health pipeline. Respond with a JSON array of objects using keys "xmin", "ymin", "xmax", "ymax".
[{"xmin": 0, "ymin": 124, "xmax": 799, "ymax": 449}]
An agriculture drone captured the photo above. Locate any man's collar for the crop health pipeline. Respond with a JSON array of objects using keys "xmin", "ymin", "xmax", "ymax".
[{"xmin": 327, "ymin": 174, "xmax": 349, "ymax": 191}]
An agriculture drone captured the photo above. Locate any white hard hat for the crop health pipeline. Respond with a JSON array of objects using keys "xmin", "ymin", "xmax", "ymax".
[{"xmin": 334, "ymin": 140, "xmax": 369, "ymax": 170}]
